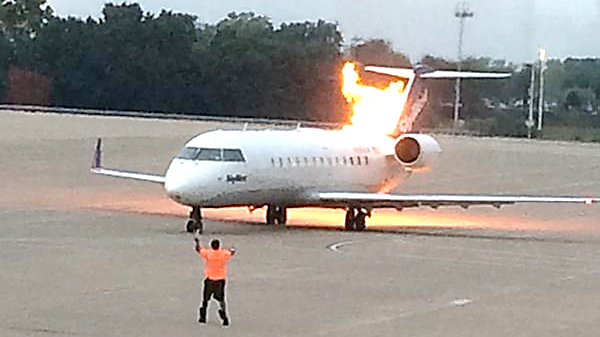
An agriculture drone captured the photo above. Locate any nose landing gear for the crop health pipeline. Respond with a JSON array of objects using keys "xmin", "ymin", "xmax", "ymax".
[
  {"xmin": 344, "ymin": 207, "xmax": 370, "ymax": 231},
  {"xmin": 186, "ymin": 206, "xmax": 203, "ymax": 233}
]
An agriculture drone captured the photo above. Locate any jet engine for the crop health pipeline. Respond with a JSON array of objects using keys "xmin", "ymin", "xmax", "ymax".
[{"xmin": 393, "ymin": 134, "xmax": 441, "ymax": 171}]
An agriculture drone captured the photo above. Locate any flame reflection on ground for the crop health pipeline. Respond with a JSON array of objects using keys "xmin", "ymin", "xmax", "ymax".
[
  {"xmin": 4, "ymin": 188, "xmax": 596, "ymax": 237},
  {"xmin": 203, "ymin": 207, "xmax": 544, "ymax": 230}
]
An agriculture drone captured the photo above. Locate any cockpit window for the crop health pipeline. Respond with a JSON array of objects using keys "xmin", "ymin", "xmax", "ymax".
[
  {"xmin": 196, "ymin": 148, "xmax": 222, "ymax": 161},
  {"xmin": 223, "ymin": 149, "xmax": 245, "ymax": 162},
  {"xmin": 176, "ymin": 147, "xmax": 199, "ymax": 160},
  {"xmin": 176, "ymin": 147, "xmax": 246, "ymax": 162}
]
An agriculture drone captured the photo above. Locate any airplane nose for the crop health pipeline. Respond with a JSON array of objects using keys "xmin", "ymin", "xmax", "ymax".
[
  {"xmin": 164, "ymin": 159, "xmax": 207, "ymax": 205},
  {"xmin": 164, "ymin": 163, "xmax": 190, "ymax": 202},
  {"xmin": 164, "ymin": 178, "xmax": 185, "ymax": 200}
]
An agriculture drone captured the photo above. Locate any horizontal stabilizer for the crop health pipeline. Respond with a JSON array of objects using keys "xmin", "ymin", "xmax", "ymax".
[
  {"xmin": 365, "ymin": 65, "xmax": 511, "ymax": 79},
  {"xmin": 364, "ymin": 66, "xmax": 414, "ymax": 79},
  {"xmin": 420, "ymin": 71, "xmax": 511, "ymax": 79}
]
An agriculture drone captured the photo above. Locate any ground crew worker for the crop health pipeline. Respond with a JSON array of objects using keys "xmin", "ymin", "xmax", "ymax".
[{"xmin": 194, "ymin": 232, "xmax": 235, "ymax": 326}]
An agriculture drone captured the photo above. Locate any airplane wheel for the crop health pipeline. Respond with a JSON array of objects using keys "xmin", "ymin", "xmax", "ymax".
[
  {"xmin": 266, "ymin": 206, "xmax": 276, "ymax": 225},
  {"xmin": 267, "ymin": 205, "xmax": 287, "ymax": 225},
  {"xmin": 186, "ymin": 219, "xmax": 196, "ymax": 233},
  {"xmin": 276, "ymin": 207, "xmax": 287, "ymax": 225},
  {"xmin": 188, "ymin": 207, "xmax": 203, "ymax": 233},
  {"xmin": 186, "ymin": 219, "xmax": 203, "ymax": 234},
  {"xmin": 355, "ymin": 213, "xmax": 366, "ymax": 231},
  {"xmin": 344, "ymin": 210, "xmax": 355, "ymax": 231}
]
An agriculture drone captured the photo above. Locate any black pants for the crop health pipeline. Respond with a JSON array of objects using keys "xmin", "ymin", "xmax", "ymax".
[
  {"xmin": 203, "ymin": 279, "xmax": 225, "ymax": 302},
  {"xmin": 201, "ymin": 278, "xmax": 227, "ymax": 312}
]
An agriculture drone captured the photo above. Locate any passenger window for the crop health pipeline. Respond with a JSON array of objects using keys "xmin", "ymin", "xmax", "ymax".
[
  {"xmin": 342, "ymin": 157, "xmax": 347, "ymax": 165},
  {"xmin": 304, "ymin": 157, "xmax": 309, "ymax": 166},
  {"xmin": 271, "ymin": 158, "xmax": 275, "ymax": 166},
  {"xmin": 312, "ymin": 157, "xmax": 317, "ymax": 166},
  {"xmin": 335, "ymin": 157, "xmax": 340, "ymax": 165},
  {"xmin": 349, "ymin": 157, "xmax": 354, "ymax": 165},
  {"xmin": 223, "ymin": 149, "xmax": 245, "ymax": 162},
  {"xmin": 295, "ymin": 157, "xmax": 301, "ymax": 166},
  {"xmin": 196, "ymin": 148, "xmax": 222, "ymax": 161},
  {"xmin": 278, "ymin": 158, "xmax": 284, "ymax": 167},
  {"xmin": 357, "ymin": 156, "xmax": 361, "ymax": 166},
  {"xmin": 287, "ymin": 157, "xmax": 293, "ymax": 166},
  {"xmin": 320, "ymin": 157, "xmax": 325, "ymax": 165},
  {"xmin": 364, "ymin": 156, "xmax": 369, "ymax": 165}
]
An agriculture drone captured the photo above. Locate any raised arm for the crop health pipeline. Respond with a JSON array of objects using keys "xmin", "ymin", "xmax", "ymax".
[{"xmin": 194, "ymin": 231, "xmax": 202, "ymax": 253}]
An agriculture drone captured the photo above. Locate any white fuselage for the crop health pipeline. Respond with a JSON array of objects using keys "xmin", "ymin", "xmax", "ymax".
[{"xmin": 164, "ymin": 128, "xmax": 415, "ymax": 208}]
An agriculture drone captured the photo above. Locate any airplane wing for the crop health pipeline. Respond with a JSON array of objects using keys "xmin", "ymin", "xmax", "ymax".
[
  {"xmin": 317, "ymin": 192, "xmax": 598, "ymax": 209},
  {"xmin": 90, "ymin": 138, "xmax": 165, "ymax": 184}
]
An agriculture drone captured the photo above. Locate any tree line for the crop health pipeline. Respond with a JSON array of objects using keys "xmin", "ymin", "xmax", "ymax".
[
  {"xmin": 0, "ymin": 2, "xmax": 347, "ymax": 121},
  {"xmin": 0, "ymin": 1, "xmax": 598, "ymax": 138}
]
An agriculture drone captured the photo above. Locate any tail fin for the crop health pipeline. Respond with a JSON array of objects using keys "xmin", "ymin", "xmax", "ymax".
[
  {"xmin": 364, "ymin": 66, "xmax": 422, "ymax": 137},
  {"xmin": 365, "ymin": 65, "xmax": 511, "ymax": 137}
]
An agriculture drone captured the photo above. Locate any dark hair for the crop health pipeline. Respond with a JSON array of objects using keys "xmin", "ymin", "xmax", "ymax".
[{"xmin": 210, "ymin": 239, "xmax": 220, "ymax": 250}]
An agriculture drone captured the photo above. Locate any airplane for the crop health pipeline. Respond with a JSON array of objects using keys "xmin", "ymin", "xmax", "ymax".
[{"xmin": 91, "ymin": 65, "xmax": 599, "ymax": 233}]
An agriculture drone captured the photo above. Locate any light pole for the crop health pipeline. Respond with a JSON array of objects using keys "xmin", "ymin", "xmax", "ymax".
[
  {"xmin": 537, "ymin": 48, "xmax": 547, "ymax": 132},
  {"xmin": 453, "ymin": 2, "xmax": 474, "ymax": 130},
  {"xmin": 526, "ymin": 63, "xmax": 536, "ymax": 139}
]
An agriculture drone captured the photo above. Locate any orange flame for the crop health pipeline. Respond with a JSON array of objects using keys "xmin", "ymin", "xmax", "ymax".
[{"xmin": 342, "ymin": 62, "xmax": 409, "ymax": 135}]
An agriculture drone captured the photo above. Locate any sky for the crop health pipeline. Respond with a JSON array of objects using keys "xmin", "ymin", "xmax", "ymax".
[{"xmin": 45, "ymin": 0, "xmax": 600, "ymax": 62}]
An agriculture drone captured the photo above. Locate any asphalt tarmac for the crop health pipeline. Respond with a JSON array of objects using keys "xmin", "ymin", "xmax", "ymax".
[{"xmin": 1, "ymin": 110, "xmax": 600, "ymax": 336}]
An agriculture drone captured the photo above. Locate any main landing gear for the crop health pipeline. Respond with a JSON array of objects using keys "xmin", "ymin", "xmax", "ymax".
[
  {"xmin": 266, "ymin": 205, "xmax": 287, "ymax": 225},
  {"xmin": 186, "ymin": 206, "xmax": 203, "ymax": 233},
  {"xmin": 344, "ymin": 207, "xmax": 370, "ymax": 231}
]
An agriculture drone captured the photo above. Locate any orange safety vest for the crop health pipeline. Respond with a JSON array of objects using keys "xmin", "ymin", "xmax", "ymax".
[{"xmin": 199, "ymin": 248, "xmax": 233, "ymax": 280}]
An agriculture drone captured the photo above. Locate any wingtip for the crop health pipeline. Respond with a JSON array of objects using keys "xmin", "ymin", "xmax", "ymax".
[{"xmin": 92, "ymin": 138, "xmax": 102, "ymax": 169}]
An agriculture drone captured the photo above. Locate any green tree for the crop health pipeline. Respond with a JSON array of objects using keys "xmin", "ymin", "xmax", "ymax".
[
  {"xmin": 349, "ymin": 38, "xmax": 411, "ymax": 68},
  {"xmin": 0, "ymin": 0, "xmax": 53, "ymax": 41},
  {"xmin": 31, "ymin": 16, "xmax": 103, "ymax": 107},
  {"xmin": 543, "ymin": 59, "xmax": 566, "ymax": 106},
  {"xmin": 203, "ymin": 12, "xmax": 277, "ymax": 117},
  {"xmin": 561, "ymin": 58, "xmax": 600, "ymax": 112},
  {"xmin": 564, "ymin": 87, "xmax": 596, "ymax": 111},
  {"xmin": 0, "ymin": 32, "xmax": 11, "ymax": 99},
  {"xmin": 204, "ymin": 12, "xmax": 345, "ymax": 121}
]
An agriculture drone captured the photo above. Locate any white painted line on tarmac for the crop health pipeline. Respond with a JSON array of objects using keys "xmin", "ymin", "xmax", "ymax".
[
  {"xmin": 451, "ymin": 298, "xmax": 473, "ymax": 307},
  {"xmin": 327, "ymin": 240, "xmax": 354, "ymax": 253}
]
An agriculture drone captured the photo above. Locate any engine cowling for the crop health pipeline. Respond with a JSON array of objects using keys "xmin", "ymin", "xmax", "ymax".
[{"xmin": 393, "ymin": 134, "xmax": 441, "ymax": 170}]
